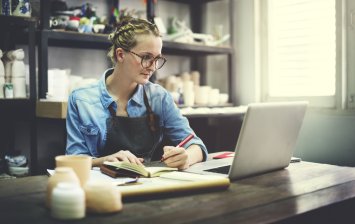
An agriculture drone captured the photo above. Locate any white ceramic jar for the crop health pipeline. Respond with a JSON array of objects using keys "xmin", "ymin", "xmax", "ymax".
[
  {"xmin": 46, "ymin": 167, "xmax": 80, "ymax": 208},
  {"xmin": 51, "ymin": 182, "xmax": 85, "ymax": 220}
]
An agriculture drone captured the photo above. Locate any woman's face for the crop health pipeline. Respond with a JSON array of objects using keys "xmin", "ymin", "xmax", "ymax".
[{"xmin": 123, "ymin": 34, "xmax": 163, "ymax": 85}]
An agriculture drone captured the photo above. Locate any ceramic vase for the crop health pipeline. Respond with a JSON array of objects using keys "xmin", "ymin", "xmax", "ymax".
[
  {"xmin": 4, "ymin": 50, "xmax": 14, "ymax": 83},
  {"xmin": 1, "ymin": 0, "xmax": 12, "ymax": 15},
  {"xmin": 0, "ymin": 49, "xmax": 4, "ymax": 98},
  {"xmin": 84, "ymin": 181, "xmax": 123, "ymax": 214},
  {"xmin": 11, "ymin": 49, "xmax": 26, "ymax": 98},
  {"xmin": 0, "ymin": 50, "xmax": 4, "ymax": 77},
  {"xmin": 51, "ymin": 182, "xmax": 85, "ymax": 220},
  {"xmin": 46, "ymin": 167, "xmax": 80, "ymax": 208}
]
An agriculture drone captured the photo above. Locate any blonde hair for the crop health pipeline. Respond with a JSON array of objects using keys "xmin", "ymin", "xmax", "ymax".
[{"xmin": 107, "ymin": 16, "xmax": 161, "ymax": 64}]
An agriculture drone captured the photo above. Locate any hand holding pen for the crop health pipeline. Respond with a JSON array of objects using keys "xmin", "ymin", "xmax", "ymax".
[{"xmin": 161, "ymin": 134, "xmax": 194, "ymax": 163}]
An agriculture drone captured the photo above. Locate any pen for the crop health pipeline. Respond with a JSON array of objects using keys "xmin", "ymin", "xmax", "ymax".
[
  {"xmin": 161, "ymin": 134, "xmax": 195, "ymax": 162},
  {"xmin": 176, "ymin": 133, "xmax": 195, "ymax": 147}
]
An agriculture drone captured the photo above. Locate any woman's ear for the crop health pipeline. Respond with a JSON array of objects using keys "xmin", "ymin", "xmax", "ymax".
[{"xmin": 115, "ymin": 48, "xmax": 125, "ymax": 63}]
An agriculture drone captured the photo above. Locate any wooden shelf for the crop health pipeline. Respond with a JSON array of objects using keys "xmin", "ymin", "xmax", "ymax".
[
  {"xmin": 164, "ymin": 0, "xmax": 224, "ymax": 3},
  {"xmin": 163, "ymin": 40, "xmax": 233, "ymax": 55},
  {"xmin": 37, "ymin": 30, "xmax": 233, "ymax": 55},
  {"xmin": 38, "ymin": 30, "xmax": 111, "ymax": 49},
  {"xmin": 35, "ymin": 101, "xmax": 244, "ymax": 119},
  {"xmin": 0, "ymin": 15, "xmax": 37, "ymax": 26},
  {"xmin": 0, "ymin": 99, "xmax": 35, "ymax": 120}
]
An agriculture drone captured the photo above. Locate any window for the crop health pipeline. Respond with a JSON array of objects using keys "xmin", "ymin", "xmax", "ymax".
[{"xmin": 260, "ymin": 0, "xmax": 344, "ymax": 108}]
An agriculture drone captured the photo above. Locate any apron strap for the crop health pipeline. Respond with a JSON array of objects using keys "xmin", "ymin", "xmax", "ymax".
[
  {"xmin": 107, "ymin": 86, "xmax": 158, "ymax": 132},
  {"xmin": 143, "ymin": 86, "xmax": 158, "ymax": 132},
  {"xmin": 108, "ymin": 103, "xmax": 116, "ymax": 117}
]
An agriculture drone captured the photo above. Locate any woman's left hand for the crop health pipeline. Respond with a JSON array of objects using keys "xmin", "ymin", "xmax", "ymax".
[{"xmin": 162, "ymin": 146, "xmax": 190, "ymax": 170}]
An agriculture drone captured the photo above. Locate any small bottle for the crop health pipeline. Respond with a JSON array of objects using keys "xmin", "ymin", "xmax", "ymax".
[
  {"xmin": 177, "ymin": 87, "xmax": 184, "ymax": 105},
  {"xmin": 51, "ymin": 182, "xmax": 85, "ymax": 220},
  {"xmin": 4, "ymin": 83, "xmax": 14, "ymax": 98}
]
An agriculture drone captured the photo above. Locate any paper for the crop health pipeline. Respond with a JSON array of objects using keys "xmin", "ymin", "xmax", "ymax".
[{"xmin": 47, "ymin": 168, "xmax": 137, "ymax": 186}]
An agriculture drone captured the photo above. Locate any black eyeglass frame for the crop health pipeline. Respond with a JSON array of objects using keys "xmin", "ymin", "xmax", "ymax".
[{"xmin": 124, "ymin": 49, "xmax": 167, "ymax": 70}]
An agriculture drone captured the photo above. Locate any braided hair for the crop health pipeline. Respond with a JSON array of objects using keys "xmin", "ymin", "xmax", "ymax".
[{"xmin": 107, "ymin": 16, "xmax": 161, "ymax": 64}]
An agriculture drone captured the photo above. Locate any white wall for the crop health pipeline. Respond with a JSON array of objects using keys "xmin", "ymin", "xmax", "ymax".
[
  {"xmin": 346, "ymin": 0, "xmax": 355, "ymax": 109},
  {"xmin": 234, "ymin": 0, "xmax": 259, "ymax": 105},
  {"xmin": 205, "ymin": 0, "xmax": 230, "ymax": 94}
]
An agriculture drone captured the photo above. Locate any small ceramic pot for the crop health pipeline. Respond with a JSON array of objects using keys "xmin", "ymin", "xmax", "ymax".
[
  {"xmin": 84, "ymin": 181, "xmax": 123, "ymax": 214},
  {"xmin": 51, "ymin": 182, "xmax": 85, "ymax": 220},
  {"xmin": 46, "ymin": 167, "xmax": 80, "ymax": 208}
]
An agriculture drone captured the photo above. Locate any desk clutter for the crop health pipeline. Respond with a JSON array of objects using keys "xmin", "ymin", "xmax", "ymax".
[
  {"xmin": 47, "ymin": 155, "xmax": 123, "ymax": 220},
  {"xmin": 46, "ymin": 155, "xmax": 230, "ymax": 220}
]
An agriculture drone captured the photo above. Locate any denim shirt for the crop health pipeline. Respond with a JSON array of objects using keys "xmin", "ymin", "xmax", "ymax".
[{"xmin": 66, "ymin": 68, "xmax": 208, "ymax": 160}]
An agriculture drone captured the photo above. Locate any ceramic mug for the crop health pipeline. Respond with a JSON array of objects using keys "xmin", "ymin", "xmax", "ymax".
[{"xmin": 55, "ymin": 155, "xmax": 92, "ymax": 187}]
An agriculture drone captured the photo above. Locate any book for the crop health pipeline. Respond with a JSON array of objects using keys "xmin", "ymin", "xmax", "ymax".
[{"xmin": 100, "ymin": 161, "xmax": 178, "ymax": 178}]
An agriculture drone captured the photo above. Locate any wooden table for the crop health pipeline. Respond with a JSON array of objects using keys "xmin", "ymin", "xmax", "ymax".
[{"xmin": 1, "ymin": 162, "xmax": 355, "ymax": 224}]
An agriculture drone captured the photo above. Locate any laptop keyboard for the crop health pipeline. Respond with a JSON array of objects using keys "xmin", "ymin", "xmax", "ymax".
[{"xmin": 205, "ymin": 165, "xmax": 230, "ymax": 175}]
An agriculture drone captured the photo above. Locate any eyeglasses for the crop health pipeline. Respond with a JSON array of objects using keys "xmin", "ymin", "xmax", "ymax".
[{"xmin": 125, "ymin": 50, "xmax": 167, "ymax": 70}]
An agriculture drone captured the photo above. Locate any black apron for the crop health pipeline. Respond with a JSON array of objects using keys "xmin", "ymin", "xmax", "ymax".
[{"xmin": 99, "ymin": 88, "xmax": 163, "ymax": 162}]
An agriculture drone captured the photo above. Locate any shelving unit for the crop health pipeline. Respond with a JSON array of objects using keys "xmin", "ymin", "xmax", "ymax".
[
  {"xmin": 163, "ymin": 0, "xmax": 235, "ymax": 104},
  {"xmin": 37, "ymin": 0, "xmax": 236, "ymax": 106},
  {"xmin": 0, "ymin": 15, "xmax": 38, "ymax": 174},
  {"xmin": 0, "ymin": 0, "xmax": 240, "ymax": 174}
]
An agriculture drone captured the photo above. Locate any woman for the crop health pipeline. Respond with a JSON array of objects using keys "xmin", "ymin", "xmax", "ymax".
[{"xmin": 66, "ymin": 16, "xmax": 207, "ymax": 169}]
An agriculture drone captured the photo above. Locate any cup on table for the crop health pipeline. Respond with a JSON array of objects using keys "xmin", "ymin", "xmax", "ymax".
[{"xmin": 55, "ymin": 155, "xmax": 92, "ymax": 187}]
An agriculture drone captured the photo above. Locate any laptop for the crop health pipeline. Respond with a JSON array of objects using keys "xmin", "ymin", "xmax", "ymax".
[{"xmin": 185, "ymin": 101, "xmax": 308, "ymax": 180}]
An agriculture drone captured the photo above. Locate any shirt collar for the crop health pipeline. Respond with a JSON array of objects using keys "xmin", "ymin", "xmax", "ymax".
[
  {"xmin": 99, "ymin": 68, "xmax": 145, "ymax": 109},
  {"xmin": 131, "ymin": 85, "xmax": 144, "ymax": 106}
]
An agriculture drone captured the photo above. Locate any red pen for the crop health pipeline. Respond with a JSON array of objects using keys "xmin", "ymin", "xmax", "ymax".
[
  {"xmin": 161, "ymin": 134, "xmax": 195, "ymax": 162},
  {"xmin": 176, "ymin": 133, "xmax": 195, "ymax": 147}
]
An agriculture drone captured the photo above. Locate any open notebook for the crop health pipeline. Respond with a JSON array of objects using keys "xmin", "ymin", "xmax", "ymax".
[{"xmin": 185, "ymin": 101, "xmax": 308, "ymax": 180}]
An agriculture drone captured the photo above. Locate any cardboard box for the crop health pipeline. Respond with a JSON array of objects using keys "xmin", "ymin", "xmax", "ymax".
[{"xmin": 36, "ymin": 101, "xmax": 67, "ymax": 119}]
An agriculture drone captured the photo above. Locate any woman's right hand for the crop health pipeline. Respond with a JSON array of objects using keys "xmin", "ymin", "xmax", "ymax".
[{"xmin": 105, "ymin": 150, "xmax": 144, "ymax": 165}]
